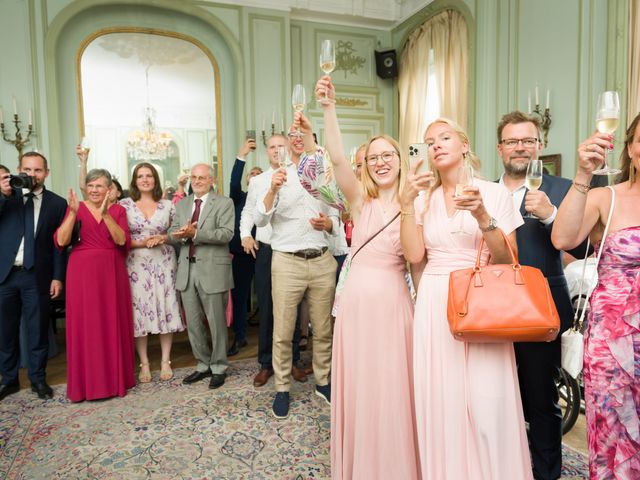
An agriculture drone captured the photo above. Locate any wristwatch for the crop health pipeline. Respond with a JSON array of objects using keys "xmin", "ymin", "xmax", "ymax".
[{"xmin": 479, "ymin": 217, "xmax": 498, "ymax": 232}]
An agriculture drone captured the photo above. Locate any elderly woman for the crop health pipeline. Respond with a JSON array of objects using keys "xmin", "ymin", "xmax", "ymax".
[
  {"xmin": 120, "ymin": 163, "xmax": 183, "ymax": 382},
  {"xmin": 552, "ymin": 114, "xmax": 640, "ymax": 479},
  {"xmin": 400, "ymin": 118, "xmax": 533, "ymax": 479},
  {"xmin": 55, "ymin": 168, "xmax": 135, "ymax": 402}
]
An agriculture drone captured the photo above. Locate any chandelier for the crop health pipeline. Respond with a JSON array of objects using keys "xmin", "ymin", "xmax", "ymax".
[{"xmin": 127, "ymin": 67, "xmax": 173, "ymax": 161}]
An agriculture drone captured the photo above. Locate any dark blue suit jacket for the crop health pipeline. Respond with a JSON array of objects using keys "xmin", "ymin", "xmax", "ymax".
[
  {"xmin": 512, "ymin": 174, "xmax": 588, "ymax": 331},
  {"xmin": 229, "ymin": 158, "xmax": 255, "ymax": 256},
  {"xmin": 0, "ymin": 187, "xmax": 67, "ymax": 293}
]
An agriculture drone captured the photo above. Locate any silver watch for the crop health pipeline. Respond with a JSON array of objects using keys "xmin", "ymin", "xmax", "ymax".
[{"xmin": 479, "ymin": 217, "xmax": 498, "ymax": 232}]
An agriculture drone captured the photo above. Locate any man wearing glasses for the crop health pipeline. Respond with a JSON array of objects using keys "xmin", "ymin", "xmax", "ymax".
[
  {"xmin": 255, "ymin": 120, "xmax": 338, "ymax": 419},
  {"xmin": 496, "ymin": 111, "xmax": 587, "ymax": 480},
  {"xmin": 169, "ymin": 164, "xmax": 234, "ymax": 390}
]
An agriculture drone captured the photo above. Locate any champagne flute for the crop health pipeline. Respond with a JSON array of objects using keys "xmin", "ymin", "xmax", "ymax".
[
  {"xmin": 291, "ymin": 84, "xmax": 307, "ymax": 137},
  {"xmin": 593, "ymin": 91, "xmax": 621, "ymax": 175},
  {"xmin": 80, "ymin": 136, "xmax": 91, "ymax": 155},
  {"xmin": 450, "ymin": 164, "xmax": 474, "ymax": 235},
  {"xmin": 277, "ymin": 146, "xmax": 288, "ymax": 169},
  {"xmin": 319, "ymin": 40, "xmax": 336, "ymax": 104},
  {"xmin": 523, "ymin": 159, "xmax": 543, "ymax": 218}
]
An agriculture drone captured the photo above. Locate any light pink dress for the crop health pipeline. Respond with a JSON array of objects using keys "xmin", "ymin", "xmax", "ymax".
[
  {"xmin": 413, "ymin": 179, "xmax": 533, "ymax": 479},
  {"xmin": 331, "ymin": 199, "xmax": 419, "ymax": 479}
]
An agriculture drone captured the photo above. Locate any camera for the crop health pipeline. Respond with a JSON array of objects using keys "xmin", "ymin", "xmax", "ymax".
[{"xmin": 9, "ymin": 173, "xmax": 34, "ymax": 190}]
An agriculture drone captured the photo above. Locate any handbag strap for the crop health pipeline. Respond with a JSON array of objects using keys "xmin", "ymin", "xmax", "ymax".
[
  {"xmin": 571, "ymin": 185, "xmax": 616, "ymax": 330},
  {"xmin": 474, "ymin": 228, "xmax": 519, "ymax": 268},
  {"xmin": 351, "ymin": 210, "xmax": 400, "ymax": 261}
]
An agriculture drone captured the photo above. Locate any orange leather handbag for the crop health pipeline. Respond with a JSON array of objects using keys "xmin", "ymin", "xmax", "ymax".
[{"xmin": 447, "ymin": 230, "xmax": 560, "ymax": 343}]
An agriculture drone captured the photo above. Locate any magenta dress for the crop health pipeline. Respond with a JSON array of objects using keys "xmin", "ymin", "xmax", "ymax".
[
  {"xmin": 413, "ymin": 180, "xmax": 533, "ymax": 479},
  {"xmin": 55, "ymin": 202, "xmax": 135, "ymax": 402},
  {"xmin": 584, "ymin": 226, "xmax": 640, "ymax": 479},
  {"xmin": 331, "ymin": 199, "xmax": 419, "ymax": 480}
]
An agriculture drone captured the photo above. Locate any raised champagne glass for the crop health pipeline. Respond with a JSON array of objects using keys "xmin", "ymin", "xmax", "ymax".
[
  {"xmin": 593, "ymin": 91, "xmax": 621, "ymax": 175},
  {"xmin": 319, "ymin": 40, "xmax": 336, "ymax": 105},
  {"xmin": 523, "ymin": 159, "xmax": 543, "ymax": 218},
  {"xmin": 80, "ymin": 136, "xmax": 91, "ymax": 155},
  {"xmin": 291, "ymin": 84, "xmax": 307, "ymax": 137},
  {"xmin": 450, "ymin": 163, "xmax": 474, "ymax": 235}
]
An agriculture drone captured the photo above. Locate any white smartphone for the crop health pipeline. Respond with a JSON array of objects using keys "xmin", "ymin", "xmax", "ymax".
[{"xmin": 408, "ymin": 143, "xmax": 430, "ymax": 174}]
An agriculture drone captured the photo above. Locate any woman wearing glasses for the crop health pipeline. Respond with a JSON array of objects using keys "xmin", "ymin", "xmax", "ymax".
[
  {"xmin": 400, "ymin": 119, "xmax": 533, "ymax": 479},
  {"xmin": 303, "ymin": 76, "xmax": 419, "ymax": 479}
]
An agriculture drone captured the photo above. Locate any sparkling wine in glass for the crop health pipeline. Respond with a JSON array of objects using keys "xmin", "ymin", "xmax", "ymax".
[
  {"xmin": 593, "ymin": 91, "xmax": 621, "ymax": 175},
  {"xmin": 80, "ymin": 136, "xmax": 91, "ymax": 155},
  {"xmin": 523, "ymin": 159, "xmax": 543, "ymax": 218},
  {"xmin": 319, "ymin": 40, "xmax": 336, "ymax": 104},
  {"xmin": 291, "ymin": 84, "xmax": 307, "ymax": 136},
  {"xmin": 450, "ymin": 164, "xmax": 474, "ymax": 235},
  {"xmin": 277, "ymin": 146, "xmax": 288, "ymax": 169}
]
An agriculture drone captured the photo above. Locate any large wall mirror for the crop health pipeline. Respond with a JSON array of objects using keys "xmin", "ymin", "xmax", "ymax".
[{"xmin": 77, "ymin": 29, "xmax": 221, "ymax": 193}]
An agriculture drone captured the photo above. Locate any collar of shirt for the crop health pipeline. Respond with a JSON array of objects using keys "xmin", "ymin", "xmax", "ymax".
[
  {"xmin": 498, "ymin": 174, "xmax": 527, "ymax": 211},
  {"xmin": 22, "ymin": 187, "xmax": 43, "ymax": 199}
]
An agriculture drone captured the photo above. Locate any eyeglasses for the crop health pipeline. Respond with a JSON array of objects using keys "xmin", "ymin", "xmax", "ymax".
[
  {"xmin": 365, "ymin": 151, "xmax": 397, "ymax": 165},
  {"xmin": 500, "ymin": 138, "xmax": 539, "ymax": 148},
  {"xmin": 287, "ymin": 132, "xmax": 304, "ymax": 139},
  {"xmin": 190, "ymin": 175, "xmax": 211, "ymax": 182}
]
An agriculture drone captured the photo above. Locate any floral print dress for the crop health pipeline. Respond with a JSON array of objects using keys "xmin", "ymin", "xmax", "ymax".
[
  {"xmin": 584, "ymin": 226, "xmax": 640, "ymax": 479},
  {"xmin": 121, "ymin": 198, "xmax": 184, "ymax": 337}
]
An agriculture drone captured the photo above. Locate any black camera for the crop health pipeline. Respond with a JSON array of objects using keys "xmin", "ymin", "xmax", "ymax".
[{"xmin": 9, "ymin": 173, "xmax": 34, "ymax": 190}]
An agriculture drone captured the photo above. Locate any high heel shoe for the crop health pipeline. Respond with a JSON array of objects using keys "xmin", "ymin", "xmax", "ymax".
[
  {"xmin": 160, "ymin": 360, "xmax": 173, "ymax": 381},
  {"xmin": 138, "ymin": 362, "xmax": 152, "ymax": 383}
]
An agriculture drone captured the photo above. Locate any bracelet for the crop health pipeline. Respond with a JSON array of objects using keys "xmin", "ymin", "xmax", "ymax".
[
  {"xmin": 572, "ymin": 181, "xmax": 590, "ymax": 194},
  {"xmin": 400, "ymin": 211, "xmax": 415, "ymax": 220}
]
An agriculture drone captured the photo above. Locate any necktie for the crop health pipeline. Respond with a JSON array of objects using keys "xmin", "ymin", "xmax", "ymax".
[
  {"xmin": 188, "ymin": 198, "xmax": 202, "ymax": 258},
  {"xmin": 23, "ymin": 193, "xmax": 35, "ymax": 269}
]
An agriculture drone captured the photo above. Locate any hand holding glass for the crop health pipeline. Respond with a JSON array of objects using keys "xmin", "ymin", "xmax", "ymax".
[
  {"xmin": 80, "ymin": 136, "xmax": 91, "ymax": 155},
  {"xmin": 291, "ymin": 84, "xmax": 306, "ymax": 136},
  {"xmin": 319, "ymin": 40, "xmax": 335, "ymax": 104},
  {"xmin": 450, "ymin": 165, "xmax": 474, "ymax": 235},
  {"xmin": 524, "ymin": 159, "xmax": 543, "ymax": 218},
  {"xmin": 593, "ymin": 91, "xmax": 621, "ymax": 175}
]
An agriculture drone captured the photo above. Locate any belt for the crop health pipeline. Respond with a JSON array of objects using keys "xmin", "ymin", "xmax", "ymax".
[
  {"xmin": 290, "ymin": 247, "xmax": 328, "ymax": 260},
  {"xmin": 10, "ymin": 265, "xmax": 30, "ymax": 273}
]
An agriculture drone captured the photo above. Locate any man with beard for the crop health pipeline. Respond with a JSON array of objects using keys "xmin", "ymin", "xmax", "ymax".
[
  {"xmin": 497, "ymin": 111, "xmax": 586, "ymax": 480},
  {"xmin": 0, "ymin": 152, "xmax": 67, "ymax": 400}
]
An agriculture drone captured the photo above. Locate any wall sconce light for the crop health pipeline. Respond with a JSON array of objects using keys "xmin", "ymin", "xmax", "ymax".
[
  {"xmin": 1, "ymin": 97, "xmax": 35, "ymax": 160},
  {"xmin": 528, "ymin": 86, "xmax": 552, "ymax": 147}
]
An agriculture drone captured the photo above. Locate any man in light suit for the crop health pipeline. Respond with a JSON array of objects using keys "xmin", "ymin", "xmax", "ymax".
[
  {"xmin": 497, "ymin": 111, "xmax": 587, "ymax": 480},
  {"xmin": 0, "ymin": 152, "xmax": 67, "ymax": 400},
  {"xmin": 169, "ymin": 163, "xmax": 234, "ymax": 389}
]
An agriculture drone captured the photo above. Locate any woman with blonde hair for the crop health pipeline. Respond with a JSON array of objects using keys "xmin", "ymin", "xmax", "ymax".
[
  {"xmin": 300, "ymin": 75, "xmax": 419, "ymax": 479},
  {"xmin": 400, "ymin": 118, "xmax": 533, "ymax": 479}
]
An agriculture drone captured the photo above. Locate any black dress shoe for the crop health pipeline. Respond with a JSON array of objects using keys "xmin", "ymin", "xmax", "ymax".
[
  {"xmin": 209, "ymin": 373, "xmax": 226, "ymax": 389},
  {"xmin": 182, "ymin": 370, "xmax": 212, "ymax": 385},
  {"xmin": 0, "ymin": 383, "xmax": 20, "ymax": 401},
  {"xmin": 31, "ymin": 381, "xmax": 53, "ymax": 399},
  {"xmin": 227, "ymin": 339, "xmax": 248, "ymax": 357}
]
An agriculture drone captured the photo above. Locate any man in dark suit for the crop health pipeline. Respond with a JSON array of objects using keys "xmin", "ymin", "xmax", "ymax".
[
  {"xmin": 228, "ymin": 138, "xmax": 262, "ymax": 356},
  {"xmin": 169, "ymin": 163, "xmax": 234, "ymax": 389},
  {"xmin": 497, "ymin": 111, "xmax": 586, "ymax": 480},
  {"xmin": 0, "ymin": 152, "xmax": 67, "ymax": 400}
]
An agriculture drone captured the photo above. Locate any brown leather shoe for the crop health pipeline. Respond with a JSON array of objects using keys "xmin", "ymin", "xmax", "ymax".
[
  {"xmin": 253, "ymin": 368, "xmax": 273, "ymax": 387},
  {"xmin": 292, "ymin": 366, "xmax": 308, "ymax": 383},
  {"xmin": 303, "ymin": 364, "xmax": 314, "ymax": 376}
]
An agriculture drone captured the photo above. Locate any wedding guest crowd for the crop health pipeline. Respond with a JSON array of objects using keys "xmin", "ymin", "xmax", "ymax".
[{"xmin": 1, "ymin": 79, "xmax": 638, "ymax": 480}]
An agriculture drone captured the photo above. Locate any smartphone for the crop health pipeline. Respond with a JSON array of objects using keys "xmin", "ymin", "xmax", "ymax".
[{"xmin": 408, "ymin": 143, "xmax": 430, "ymax": 174}]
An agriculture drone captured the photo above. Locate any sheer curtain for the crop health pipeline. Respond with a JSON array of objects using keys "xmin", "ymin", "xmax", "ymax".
[
  {"xmin": 628, "ymin": 0, "xmax": 640, "ymax": 124},
  {"xmin": 398, "ymin": 10, "xmax": 468, "ymax": 151}
]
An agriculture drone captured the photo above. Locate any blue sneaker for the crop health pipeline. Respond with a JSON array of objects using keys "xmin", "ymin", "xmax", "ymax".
[
  {"xmin": 315, "ymin": 384, "xmax": 331, "ymax": 405},
  {"xmin": 272, "ymin": 392, "xmax": 290, "ymax": 419}
]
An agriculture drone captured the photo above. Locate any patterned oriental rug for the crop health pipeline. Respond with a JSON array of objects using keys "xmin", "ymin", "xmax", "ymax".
[{"xmin": 1, "ymin": 358, "xmax": 588, "ymax": 479}]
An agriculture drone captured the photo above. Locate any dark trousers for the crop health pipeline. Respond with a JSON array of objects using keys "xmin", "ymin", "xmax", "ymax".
[
  {"xmin": 255, "ymin": 242, "xmax": 300, "ymax": 369},
  {"xmin": 231, "ymin": 253, "xmax": 255, "ymax": 344},
  {"xmin": 515, "ymin": 338, "xmax": 562, "ymax": 480},
  {"xmin": 0, "ymin": 268, "xmax": 50, "ymax": 385}
]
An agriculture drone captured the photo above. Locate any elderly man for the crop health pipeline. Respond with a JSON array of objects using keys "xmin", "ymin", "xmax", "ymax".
[
  {"xmin": 169, "ymin": 163, "xmax": 234, "ymax": 389},
  {"xmin": 255, "ymin": 122, "xmax": 338, "ymax": 418}
]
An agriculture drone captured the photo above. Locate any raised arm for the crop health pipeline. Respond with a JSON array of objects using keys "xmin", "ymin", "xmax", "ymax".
[
  {"xmin": 76, "ymin": 145, "xmax": 89, "ymax": 200},
  {"xmin": 551, "ymin": 132, "xmax": 611, "ymax": 250}
]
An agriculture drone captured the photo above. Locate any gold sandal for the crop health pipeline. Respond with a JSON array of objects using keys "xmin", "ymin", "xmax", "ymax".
[
  {"xmin": 138, "ymin": 362, "xmax": 152, "ymax": 383},
  {"xmin": 160, "ymin": 360, "xmax": 173, "ymax": 381}
]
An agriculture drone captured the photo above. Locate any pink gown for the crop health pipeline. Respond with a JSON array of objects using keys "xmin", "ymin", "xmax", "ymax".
[
  {"xmin": 413, "ymin": 180, "xmax": 533, "ymax": 479},
  {"xmin": 331, "ymin": 199, "xmax": 419, "ymax": 480},
  {"xmin": 55, "ymin": 202, "xmax": 135, "ymax": 402},
  {"xmin": 584, "ymin": 226, "xmax": 640, "ymax": 479}
]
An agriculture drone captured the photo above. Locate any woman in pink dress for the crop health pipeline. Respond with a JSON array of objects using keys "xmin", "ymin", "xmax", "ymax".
[
  {"xmin": 552, "ymin": 114, "xmax": 640, "ymax": 479},
  {"xmin": 400, "ymin": 118, "xmax": 533, "ymax": 479},
  {"xmin": 306, "ymin": 76, "xmax": 419, "ymax": 479},
  {"xmin": 55, "ymin": 169, "xmax": 135, "ymax": 402}
]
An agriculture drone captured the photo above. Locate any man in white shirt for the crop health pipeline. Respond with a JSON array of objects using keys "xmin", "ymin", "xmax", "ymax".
[
  {"xmin": 255, "ymin": 125, "xmax": 338, "ymax": 418},
  {"xmin": 240, "ymin": 134, "xmax": 308, "ymax": 387}
]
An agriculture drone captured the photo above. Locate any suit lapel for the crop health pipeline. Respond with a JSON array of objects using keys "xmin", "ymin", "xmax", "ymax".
[
  {"xmin": 198, "ymin": 193, "xmax": 216, "ymax": 227},
  {"xmin": 34, "ymin": 189, "xmax": 47, "ymax": 239}
]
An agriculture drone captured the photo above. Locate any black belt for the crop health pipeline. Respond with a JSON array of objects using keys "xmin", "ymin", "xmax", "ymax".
[
  {"xmin": 10, "ymin": 265, "xmax": 31, "ymax": 273},
  {"xmin": 290, "ymin": 247, "xmax": 328, "ymax": 260}
]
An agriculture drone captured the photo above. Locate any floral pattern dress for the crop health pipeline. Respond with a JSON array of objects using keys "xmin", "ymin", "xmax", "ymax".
[
  {"xmin": 121, "ymin": 198, "xmax": 184, "ymax": 337},
  {"xmin": 584, "ymin": 226, "xmax": 640, "ymax": 479}
]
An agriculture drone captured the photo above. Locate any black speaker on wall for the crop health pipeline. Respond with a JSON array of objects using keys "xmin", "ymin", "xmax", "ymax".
[{"xmin": 375, "ymin": 49, "xmax": 398, "ymax": 79}]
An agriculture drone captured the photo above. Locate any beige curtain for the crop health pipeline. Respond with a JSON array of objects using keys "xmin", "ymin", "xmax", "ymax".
[
  {"xmin": 628, "ymin": 0, "xmax": 640, "ymax": 124},
  {"xmin": 398, "ymin": 10, "xmax": 468, "ymax": 151}
]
